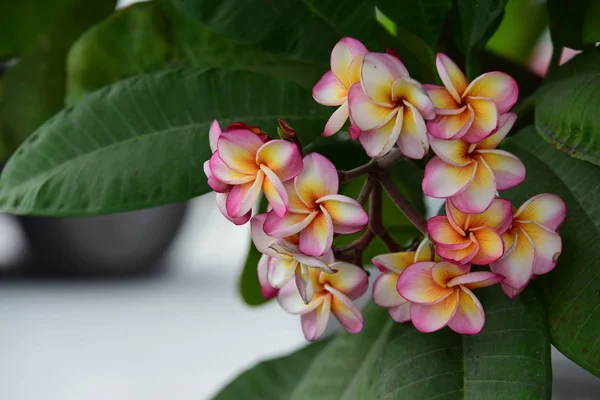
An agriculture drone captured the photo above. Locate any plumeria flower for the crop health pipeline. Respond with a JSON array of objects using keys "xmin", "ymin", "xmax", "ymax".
[
  {"xmin": 257, "ymin": 254, "xmax": 279, "ymax": 300},
  {"xmin": 425, "ymin": 53, "xmax": 518, "ymax": 142},
  {"xmin": 348, "ymin": 52, "xmax": 435, "ymax": 159},
  {"xmin": 491, "ymin": 194, "xmax": 566, "ymax": 298},
  {"xmin": 371, "ymin": 239, "xmax": 438, "ymax": 322},
  {"xmin": 264, "ymin": 153, "xmax": 368, "ymax": 256},
  {"xmin": 428, "ymin": 199, "xmax": 512, "ymax": 265},
  {"xmin": 278, "ymin": 260, "xmax": 368, "ymax": 341},
  {"xmin": 207, "ymin": 123, "xmax": 303, "ymax": 220},
  {"xmin": 313, "ymin": 37, "xmax": 368, "ymax": 137},
  {"xmin": 423, "ymin": 113, "xmax": 525, "ymax": 213},
  {"xmin": 397, "ymin": 261, "xmax": 504, "ymax": 334},
  {"xmin": 251, "ymin": 214, "xmax": 334, "ymax": 303}
]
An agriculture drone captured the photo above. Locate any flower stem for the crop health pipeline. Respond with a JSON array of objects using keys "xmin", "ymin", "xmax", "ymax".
[
  {"xmin": 378, "ymin": 174, "xmax": 428, "ymax": 236},
  {"xmin": 356, "ymin": 174, "xmax": 376, "ymax": 206},
  {"xmin": 338, "ymin": 148, "xmax": 404, "ymax": 182},
  {"xmin": 369, "ymin": 182, "xmax": 400, "ymax": 252}
]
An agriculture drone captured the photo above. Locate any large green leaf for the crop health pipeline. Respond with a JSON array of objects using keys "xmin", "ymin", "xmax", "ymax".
[
  {"xmin": 66, "ymin": 1, "xmax": 324, "ymax": 104},
  {"xmin": 502, "ymin": 128, "xmax": 600, "ymax": 377},
  {"xmin": 0, "ymin": 0, "xmax": 117, "ymax": 161},
  {"xmin": 0, "ymin": 68, "xmax": 329, "ymax": 216},
  {"xmin": 290, "ymin": 290, "xmax": 551, "ymax": 399},
  {"xmin": 535, "ymin": 50, "xmax": 600, "ymax": 166},
  {"xmin": 213, "ymin": 339, "xmax": 330, "ymax": 400},
  {"xmin": 547, "ymin": 0, "xmax": 599, "ymax": 50}
]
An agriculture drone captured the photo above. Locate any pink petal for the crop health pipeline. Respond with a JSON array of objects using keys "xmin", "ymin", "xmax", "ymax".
[
  {"xmin": 389, "ymin": 302, "xmax": 412, "ymax": 323},
  {"xmin": 216, "ymin": 193, "xmax": 251, "ymax": 225},
  {"xmin": 258, "ymin": 255, "xmax": 278, "ymax": 299},
  {"xmin": 447, "ymin": 287, "xmax": 485, "ymax": 334},
  {"xmin": 284, "ymin": 181, "xmax": 312, "ymax": 213},
  {"xmin": 256, "ymin": 140, "xmax": 303, "ymax": 182},
  {"xmin": 477, "ymin": 149, "xmax": 526, "ymax": 190},
  {"xmin": 372, "ymin": 251, "xmax": 416, "ymax": 274},
  {"xmin": 415, "ymin": 238, "xmax": 438, "ymax": 262},
  {"xmin": 467, "ymin": 197, "xmax": 513, "ymax": 234},
  {"xmin": 397, "ymin": 102, "xmax": 429, "ymax": 159},
  {"xmin": 463, "ymin": 72, "xmax": 518, "ymax": 114},
  {"xmin": 422, "ymin": 157, "xmax": 476, "ymax": 198},
  {"xmin": 392, "ymin": 78, "xmax": 435, "ymax": 120},
  {"xmin": 226, "ymin": 171, "xmax": 264, "ymax": 218},
  {"xmin": 515, "ymin": 194, "xmax": 567, "ymax": 230},
  {"xmin": 318, "ymin": 194, "xmax": 368, "ymax": 234},
  {"xmin": 295, "ymin": 153, "xmax": 339, "ymax": 208},
  {"xmin": 320, "ymin": 261, "xmax": 368, "ymax": 299},
  {"xmin": 424, "ymin": 84, "xmax": 460, "ymax": 112},
  {"xmin": 209, "ymin": 120, "xmax": 222, "ymax": 153},
  {"xmin": 209, "ymin": 152, "xmax": 255, "ymax": 185},
  {"xmin": 268, "ymin": 257, "xmax": 297, "ymax": 288},
  {"xmin": 490, "ymin": 230, "xmax": 535, "ymax": 290},
  {"xmin": 277, "ymin": 280, "xmax": 321, "ymax": 314},
  {"xmin": 327, "ymin": 285, "xmax": 364, "ymax": 334},
  {"xmin": 502, "ymin": 283, "xmax": 525, "ymax": 299},
  {"xmin": 427, "ymin": 106, "xmax": 475, "ymax": 140},
  {"xmin": 294, "ymin": 265, "xmax": 314, "ymax": 304},
  {"xmin": 217, "ymin": 130, "xmax": 264, "ymax": 173},
  {"xmin": 323, "ymin": 102, "xmax": 350, "ymax": 137},
  {"xmin": 263, "ymin": 209, "xmax": 317, "ymax": 238},
  {"xmin": 396, "ymin": 261, "xmax": 454, "ymax": 304},
  {"xmin": 359, "ymin": 110, "xmax": 402, "ymax": 157},
  {"xmin": 250, "ymin": 213, "xmax": 277, "ymax": 255},
  {"xmin": 299, "ymin": 208, "xmax": 334, "ymax": 257},
  {"xmin": 477, "ymin": 112, "xmax": 517, "ymax": 150},
  {"xmin": 348, "ymin": 83, "xmax": 397, "ymax": 131},
  {"xmin": 450, "ymin": 158, "xmax": 496, "ymax": 214},
  {"xmin": 361, "ymin": 52, "xmax": 409, "ymax": 106},
  {"xmin": 204, "ymin": 160, "xmax": 231, "ymax": 193},
  {"xmin": 428, "ymin": 135, "xmax": 471, "ymax": 166},
  {"xmin": 261, "ymin": 166, "xmax": 289, "ymax": 218},
  {"xmin": 436, "ymin": 240, "xmax": 479, "ymax": 265},
  {"xmin": 436, "ymin": 53, "xmax": 469, "ymax": 102},
  {"xmin": 519, "ymin": 222, "xmax": 562, "ymax": 275},
  {"xmin": 427, "ymin": 216, "xmax": 471, "ymax": 250},
  {"xmin": 462, "ymin": 97, "xmax": 498, "ymax": 143},
  {"xmin": 330, "ymin": 37, "xmax": 368, "ymax": 88},
  {"xmin": 301, "ymin": 294, "xmax": 331, "ymax": 341},
  {"xmin": 431, "ymin": 261, "xmax": 471, "ymax": 287},
  {"xmin": 312, "ymin": 70, "xmax": 347, "ymax": 106},
  {"xmin": 410, "ymin": 290, "xmax": 459, "ymax": 333},
  {"xmin": 447, "ymin": 271, "xmax": 504, "ymax": 288},
  {"xmin": 349, "ymin": 121, "xmax": 362, "ymax": 140},
  {"xmin": 470, "ymin": 227, "xmax": 505, "ymax": 265},
  {"xmin": 373, "ymin": 271, "xmax": 404, "ymax": 307}
]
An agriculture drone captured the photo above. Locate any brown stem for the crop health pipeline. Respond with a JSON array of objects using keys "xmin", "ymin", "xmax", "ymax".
[
  {"xmin": 338, "ymin": 148, "xmax": 404, "ymax": 182},
  {"xmin": 378, "ymin": 174, "xmax": 428, "ymax": 236},
  {"xmin": 369, "ymin": 182, "xmax": 400, "ymax": 252},
  {"xmin": 356, "ymin": 174, "xmax": 376, "ymax": 205}
]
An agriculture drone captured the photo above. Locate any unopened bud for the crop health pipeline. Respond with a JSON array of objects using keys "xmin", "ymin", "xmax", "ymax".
[{"xmin": 277, "ymin": 119, "xmax": 296, "ymax": 138}]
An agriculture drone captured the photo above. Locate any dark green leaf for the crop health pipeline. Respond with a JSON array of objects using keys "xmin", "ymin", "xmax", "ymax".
[
  {"xmin": 454, "ymin": 0, "xmax": 508, "ymax": 58},
  {"xmin": 535, "ymin": 50, "xmax": 600, "ymax": 166},
  {"xmin": 0, "ymin": 68, "xmax": 329, "ymax": 216},
  {"xmin": 66, "ymin": 1, "xmax": 324, "ymax": 104},
  {"xmin": 548, "ymin": 0, "xmax": 599, "ymax": 50},
  {"xmin": 213, "ymin": 339, "xmax": 330, "ymax": 400},
  {"xmin": 503, "ymin": 128, "xmax": 600, "ymax": 377},
  {"xmin": 290, "ymin": 289, "xmax": 551, "ymax": 399},
  {"xmin": 0, "ymin": 0, "xmax": 117, "ymax": 161}
]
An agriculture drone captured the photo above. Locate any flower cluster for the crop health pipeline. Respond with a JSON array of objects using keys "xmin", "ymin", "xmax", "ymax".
[{"xmin": 204, "ymin": 37, "xmax": 566, "ymax": 340}]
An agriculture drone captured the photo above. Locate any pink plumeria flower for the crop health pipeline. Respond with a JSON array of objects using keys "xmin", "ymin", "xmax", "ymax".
[
  {"xmin": 257, "ymin": 254, "xmax": 279, "ymax": 300},
  {"xmin": 372, "ymin": 238, "xmax": 439, "ymax": 322},
  {"xmin": 423, "ymin": 113, "xmax": 525, "ymax": 213},
  {"xmin": 312, "ymin": 37, "xmax": 368, "ymax": 137},
  {"xmin": 207, "ymin": 122, "xmax": 303, "ymax": 220},
  {"xmin": 397, "ymin": 261, "xmax": 504, "ymax": 334},
  {"xmin": 428, "ymin": 199, "xmax": 512, "ymax": 265},
  {"xmin": 425, "ymin": 53, "xmax": 518, "ymax": 142},
  {"xmin": 347, "ymin": 52, "xmax": 435, "ymax": 158},
  {"xmin": 278, "ymin": 260, "xmax": 368, "ymax": 341},
  {"xmin": 491, "ymin": 194, "xmax": 566, "ymax": 298},
  {"xmin": 251, "ymin": 214, "xmax": 334, "ymax": 303},
  {"xmin": 263, "ymin": 153, "xmax": 368, "ymax": 256}
]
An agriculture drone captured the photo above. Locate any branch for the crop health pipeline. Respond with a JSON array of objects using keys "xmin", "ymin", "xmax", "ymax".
[
  {"xmin": 369, "ymin": 182, "xmax": 400, "ymax": 252},
  {"xmin": 378, "ymin": 174, "xmax": 428, "ymax": 236},
  {"xmin": 338, "ymin": 148, "xmax": 404, "ymax": 183},
  {"xmin": 356, "ymin": 174, "xmax": 376, "ymax": 205}
]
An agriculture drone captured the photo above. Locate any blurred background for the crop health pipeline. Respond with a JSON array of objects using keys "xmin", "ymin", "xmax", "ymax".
[{"xmin": 0, "ymin": 0, "xmax": 598, "ymax": 399}]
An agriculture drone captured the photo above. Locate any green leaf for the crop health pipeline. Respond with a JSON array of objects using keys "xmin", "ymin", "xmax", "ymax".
[
  {"xmin": 502, "ymin": 128, "xmax": 600, "ymax": 377},
  {"xmin": 374, "ymin": 0, "xmax": 452, "ymax": 48},
  {"xmin": 548, "ymin": 0, "xmax": 599, "ymax": 50},
  {"xmin": 0, "ymin": 68, "xmax": 329, "ymax": 216},
  {"xmin": 0, "ymin": 0, "xmax": 117, "ymax": 161},
  {"xmin": 66, "ymin": 1, "xmax": 324, "ymax": 104},
  {"xmin": 535, "ymin": 50, "xmax": 600, "ymax": 166},
  {"xmin": 213, "ymin": 339, "xmax": 330, "ymax": 400},
  {"xmin": 290, "ymin": 289, "xmax": 551, "ymax": 399}
]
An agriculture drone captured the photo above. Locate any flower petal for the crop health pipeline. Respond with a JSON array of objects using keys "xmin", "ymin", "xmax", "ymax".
[
  {"xmin": 428, "ymin": 135, "xmax": 471, "ymax": 166},
  {"xmin": 209, "ymin": 120, "xmax": 222, "ymax": 153},
  {"xmin": 312, "ymin": 70, "xmax": 347, "ymax": 106},
  {"xmin": 295, "ymin": 264, "xmax": 315, "ymax": 304},
  {"xmin": 318, "ymin": 194, "xmax": 368, "ymax": 234},
  {"xmin": 462, "ymin": 97, "xmax": 498, "ymax": 143},
  {"xmin": 502, "ymin": 283, "xmax": 525, "ymax": 299},
  {"xmin": 470, "ymin": 227, "xmax": 504, "ymax": 265},
  {"xmin": 217, "ymin": 130, "xmax": 264, "ymax": 173},
  {"xmin": 348, "ymin": 54, "xmax": 365, "ymax": 86},
  {"xmin": 372, "ymin": 251, "xmax": 416, "ymax": 274},
  {"xmin": 422, "ymin": 157, "xmax": 476, "ymax": 198},
  {"xmin": 299, "ymin": 208, "xmax": 334, "ymax": 257},
  {"xmin": 447, "ymin": 287, "xmax": 485, "ymax": 334},
  {"xmin": 216, "ymin": 192, "xmax": 251, "ymax": 225},
  {"xmin": 256, "ymin": 140, "xmax": 303, "ymax": 182},
  {"xmin": 477, "ymin": 112, "xmax": 517, "ymax": 150},
  {"xmin": 295, "ymin": 153, "xmax": 339, "ymax": 208},
  {"xmin": 427, "ymin": 106, "xmax": 475, "ymax": 140},
  {"xmin": 331, "ymin": 37, "xmax": 368, "ymax": 88},
  {"xmin": 392, "ymin": 78, "xmax": 435, "ymax": 119},
  {"xmin": 410, "ymin": 290, "xmax": 459, "ymax": 333},
  {"xmin": 361, "ymin": 52, "xmax": 409, "ymax": 106},
  {"xmin": 467, "ymin": 197, "xmax": 513, "ymax": 233},
  {"xmin": 268, "ymin": 258, "xmax": 298, "ymax": 288},
  {"xmin": 490, "ymin": 230, "xmax": 535, "ymax": 290},
  {"xmin": 397, "ymin": 261, "xmax": 454, "ymax": 304},
  {"xmin": 277, "ymin": 280, "xmax": 321, "ymax": 314},
  {"xmin": 323, "ymin": 102, "xmax": 350, "ymax": 137},
  {"xmin": 204, "ymin": 160, "xmax": 231, "ymax": 193},
  {"xmin": 209, "ymin": 152, "xmax": 255, "ymax": 185},
  {"xmin": 359, "ymin": 109, "xmax": 402, "ymax": 157},
  {"xmin": 519, "ymin": 222, "xmax": 562, "ymax": 275},
  {"xmin": 477, "ymin": 149, "xmax": 526, "ymax": 190},
  {"xmin": 327, "ymin": 285, "xmax": 364, "ymax": 333},
  {"xmin": 283, "ymin": 181, "xmax": 311, "ymax": 213},
  {"xmin": 397, "ymin": 102, "xmax": 429, "ymax": 159},
  {"xmin": 250, "ymin": 213, "xmax": 277, "ymax": 255},
  {"xmin": 301, "ymin": 294, "xmax": 331, "ymax": 341},
  {"xmin": 261, "ymin": 166, "xmax": 289, "ymax": 218},
  {"xmin": 515, "ymin": 193, "xmax": 567, "ymax": 230},
  {"xmin": 436, "ymin": 53, "xmax": 469, "ymax": 102},
  {"xmin": 450, "ymin": 158, "xmax": 496, "ymax": 214},
  {"xmin": 432, "ymin": 261, "xmax": 471, "ymax": 287},
  {"xmin": 264, "ymin": 209, "xmax": 317, "ymax": 238},
  {"xmin": 258, "ymin": 255, "xmax": 278, "ymax": 299},
  {"xmin": 348, "ymin": 83, "xmax": 397, "ymax": 131},
  {"xmin": 415, "ymin": 238, "xmax": 438, "ymax": 262},
  {"xmin": 321, "ymin": 261, "xmax": 369, "ymax": 299},
  {"xmin": 373, "ymin": 271, "xmax": 404, "ymax": 307},
  {"xmin": 447, "ymin": 271, "xmax": 504, "ymax": 288},
  {"xmin": 423, "ymin": 84, "xmax": 460, "ymax": 112},
  {"xmin": 463, "ymin": 72, "xmax": 518, "ymax": 114},
  {"xmin": 436, "ymin": 240, "xmax": 479, "ymax": 265},
  {"xmin": 389, "ymin": 302, "xmax": 412, "ymax": 323},
  {"xmin": 226, "ymin": 171, "xmax": 264, "ymax": 218},
  {"xmin": 427, "ymin": 216, "xmax": 471, "ymax": 250}
]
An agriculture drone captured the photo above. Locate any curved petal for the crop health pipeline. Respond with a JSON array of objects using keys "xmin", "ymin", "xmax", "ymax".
[
  {"xmin": 436, "ymin": 240, "xmax": 479, "ymax": 265},
  {"xmin": 299, "ymin": 208, "xmax": 334, "ymax": 257},
  {"xmin": 468, "ymin": 197, "xmax": 513, "ymax": 234},
  {"xmin": 226, "ymin": 171, "xmax": 264, "ymax": 218},
  {"xmin": 462, "ymin": 97, "xmax": 498, "ymax": 143},
  {"xmin": 312, "ymin": 70, "xmax": 347, "ymax": 106},
  {"xmin": 209, "ymin": 120, "xmax": 222, "ymax": 153},
  {"xmin": 323, "ymin": 102, "xmax": 349, "ymax": 137},
  {"xmin": 217, "ymin": 130, "xmax": 263, "ymax": 173},
  {"xmin": 447, "ymin": 271, "xmax": 504, "ymax": 288},
  {"xmin": 519, "ymin": 222, "xmax": 562, "ymax": 275},
  {"xmin": 349, "ymin": 121, "xmax": 362, "ymax": 140},
  {"xmin": 436, "ymin": 53, "xmax": 469, "ymax": 102},
  {"xmin": 318, "ymin": 194, "xmax": 368, "ymax": 234},
  {"xmin": 397, "ymin": 102, "xmax": 429, "ymax": 159},
  {"xmin": 450, "ymin": 159, "xmax": 496, "ymax": 214},
  {"xmin": 283, "ymin": 181, "xmax": 311, "ymax": 213},
  {"xmin": 396, "ymin": 261, "xmax": 454, "ymax": 304},
  {"xmin": 327, "ymin": 285, "xmax": 364, "ymax": 333},
  {"xmin": 264, "ymin": 209, "xmax": 317, "ymax": 238},
  {"xmin": 361, "ymin": 52, "xmax": 409, "ymax": 106},
  {"xmin": 415, "ymin": 238, "xmax": 438, "ymax": 262},
  {"xmin": 256, "ymin": 140, "xmax": 303, "ymax": 182},
  {"xmin": 470, "ymin": 227, "xmax": 504, "ymax": 265},
  {"xmin": 331, "ymin": 37, "xmax": 368, "ymax": 88},
  {"xmin": 427, "ymin": 216, "xmax": 471, "ymax": 250},
  {"xmin": 445, "ymin": 200, "xmax": 468, "ymax": 235},
  {"xmin": 359, "ymin": 110, "xmax": 402, "ymax": 157},
  {"xmin": 463, "ymin": 72, "xmax": 518, "ymax": 114},
  {"xmin": 216, "ymin": 192, "xmax": 251, "ymax": 225},
  {"xmin": 432, "ymin": 261, "xmax": 471, "ymax": 287},
  {"xmin": 295, "ymin": 153, "xmax": 339, "ymax": 208},
  {"xmin": 448, "ymin": 287, "xmax": 485, "ymax": 334},
  {"xmin": 490, "ymin": 230, "xmax": 535, "ymax": 290},
  {"xmin": 204, "ymin": 160, "xmax": 231, "ymax": 193},
  {"xmin": 515, "ymin": 193, "xmax": 566, "ymax": 230},
  {"xmin": 477, "ymin": 149, "xmax": 526, "ymax": 190},
  {"xmin": 261, "ymin": 166, "xmax": 289, "ymax": 218},
  {"xmin": 422, "ymin": 157, "xmax": 476, "ymax": 198},
  {"xmin": 258, "ymin": 255, "xmax": 278, "ymax": 299},
  {"xmin": 428, "ymin": 135, "xmax": 471, "ymax": 166},
  {"xmin": 348, "ymin": 83, "xmax": 397, "ymax": 131},
  {"xmin": 423, "ymin": 84, "xmax": 460, "ymax": 112},
  {"xmin": 477, "ymin": 112, "xmax": 517, "ymax": 150},
  {"xmin": 392, "ymin": 78, "xmax": 435, "ymax": 119},
  {"xmin": 295, "ymin": 264, "xmax": 315, "ymax": 304},
  {"xmin": 348, "ymin": 54, "xmax": 365, "ymax": 86},
  {"xmin": 389, "ymin": 302, "xmax": 412, "ymax": 323},
  {"xmin": 373, "ymin": 271, "xmax": 404, "ymax": 307},
  {"xmin": 321, "ymin": 261, "xmax": 369, "ymax": 299},
  {"xmin": 209, "ymin": 152, "xmax": 255, "ymax": 185},
  {"xmin": 410, "ymin": 290, "xmax": 459, "ymax": 333},
  {"xmin": 502, "ymin": 283, "xmax": 525, "ymax": 299},
  {"xmin": 301, "ymin": 294, "xmax": 331, "ymax": 341},
  {"xmin": 268, "ymin": 258, "xmax": 298, "ymax": 288},
  {"xmin": 372, "ymin": 251, "xmax": 416, "ymax": 274},
  {"xmin": 427, "ymin": 106, "xmax": 475, "ymax": 140},
  {"xmin": 250, "ymin": 213, "xmax": 277, "ymax": 255},
  {"xmin": 277, "ymin": 280, "xmax": 321, "ymax": 314}
]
